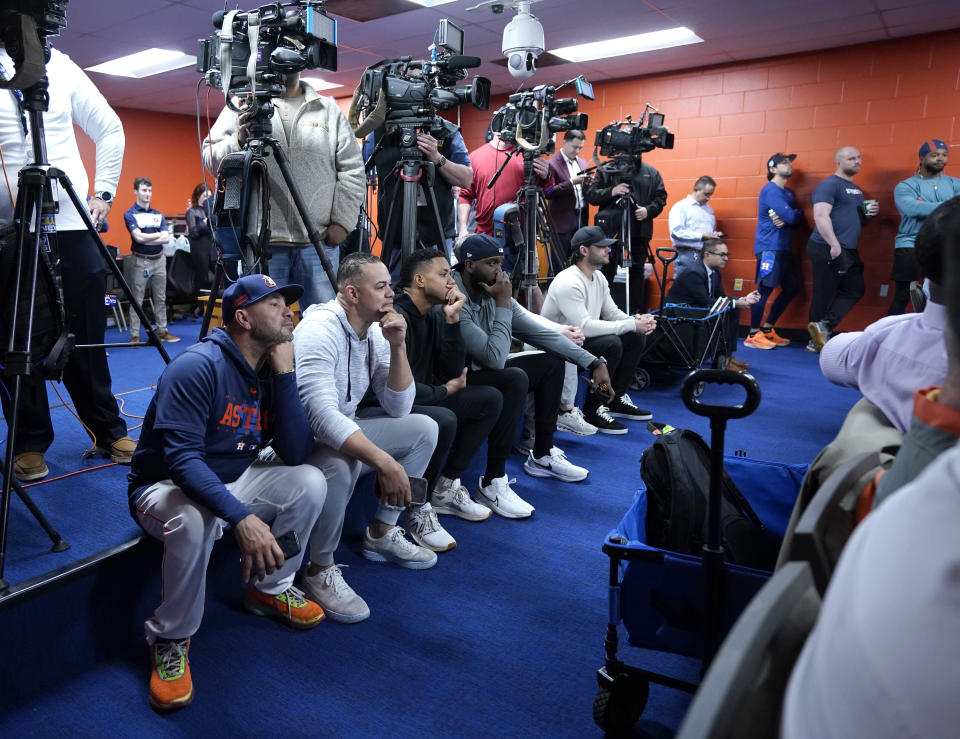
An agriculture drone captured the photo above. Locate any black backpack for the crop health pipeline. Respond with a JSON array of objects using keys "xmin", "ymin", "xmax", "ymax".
[{"xmin": 640, "ymin": 428, "xmax": 777, "ymax": 570}]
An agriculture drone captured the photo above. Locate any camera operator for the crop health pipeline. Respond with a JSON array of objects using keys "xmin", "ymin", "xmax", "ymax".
[
  {"xmin": 202, "ymin": 71, "xmax": 365, "ymax": 311},
  {"xmin": 0, "ymin": 41, "xmax": 135, "ymax": 481},
  {"xmin": 457, "ymin": 130, "xmax": 553, "ymax": 240},
  {"xmin": 370, "ymin": 117, "xmax": 473, "ymax": 262},
  {"xmin": 586, "ymin": 154, "xmax": 667, "ymax": 314}
]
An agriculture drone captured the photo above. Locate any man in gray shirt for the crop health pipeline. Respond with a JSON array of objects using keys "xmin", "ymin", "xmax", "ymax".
[
  {"xmin": 292, "ymin": 253, "xmax": 440, "ymax": 624},
  {"xmin": 454, "ymin": 235, "xmax": 614, "ymax": 487}
]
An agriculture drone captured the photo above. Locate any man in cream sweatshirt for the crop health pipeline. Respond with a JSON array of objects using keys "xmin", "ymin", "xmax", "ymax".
[{"xmin": 541, "ymin": 226, "xmax": 656, "ymax": 434}]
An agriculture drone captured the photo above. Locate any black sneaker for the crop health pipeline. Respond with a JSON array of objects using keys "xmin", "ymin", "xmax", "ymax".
[
  {"xmin": 583, "ymin": 405, "xmax": 628, "ymax": 435},
  {"xmin": 606, "ymin": 393, "xmax": 653, "ymax": 421}
]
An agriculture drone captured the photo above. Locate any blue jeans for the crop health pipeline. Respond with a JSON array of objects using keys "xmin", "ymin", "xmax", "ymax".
[
  {"xmin": 268, "ymin": 242, "xmax": 339, "ymax": 310},
  {"xmin": 671, "ymin": 246, "xmax": 701, "ymax": 279}
]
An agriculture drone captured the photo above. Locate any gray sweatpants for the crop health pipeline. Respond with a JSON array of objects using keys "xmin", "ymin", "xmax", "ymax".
[
  {"xmin": 306, "ymin": 412, "xmax": 438, "ymax": 566},
  {"xmin": 129, "ymin": 253, "xmax": 168, "ymax": 338}
]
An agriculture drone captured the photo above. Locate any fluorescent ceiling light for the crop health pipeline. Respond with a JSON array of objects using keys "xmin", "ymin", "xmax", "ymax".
[
  {"xmin": 406, "ymin": 0, "xmax": 459, "ymax": 6},
  {"xmin": 86, "ymin": 48, "xmax": 195, "ymax": 78},
  {"xmin": 301, "ymin": 77, "xmax": 343, "ymax": 91},
  {"xmin": 552, "ymin": 27, "xmax": 703, "ymax": 63}
]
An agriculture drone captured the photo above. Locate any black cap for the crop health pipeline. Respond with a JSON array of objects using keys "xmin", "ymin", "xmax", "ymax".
[
  {"xmin": 459, "ymin": 234, "xmax": 505, "ymax": 263},
  {"xmin": 571, "ymin": 225, "xmax": 617, "ymax": 250}
]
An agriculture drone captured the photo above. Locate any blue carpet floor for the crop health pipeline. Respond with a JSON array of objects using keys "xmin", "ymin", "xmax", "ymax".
[{"xmin": 0, "ymin": 315, "xmax": 860, "ymax": 737}]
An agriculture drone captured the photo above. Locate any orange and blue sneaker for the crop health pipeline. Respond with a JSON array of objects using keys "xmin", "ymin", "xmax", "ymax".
[
  {"xmin": 761, "ymin": 328, "xmax": 791, "ymax": 346},
  {"xmin": 149, "ymin": 637, "xmax": 193, "ymax": 711},
  {"xmin": 244, "ymin": 585, "xmax": 325, "ymax": 629},
  {"xmin": 744, "ymin": 331, "xmax": 777, "ymax": 350}
]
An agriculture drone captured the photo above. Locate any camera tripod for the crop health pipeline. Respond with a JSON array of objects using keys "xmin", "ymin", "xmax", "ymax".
[
  {"xmin": 371, "ymin": 122, "xmax": 449, "ymax": 269},
  {"xmin": 200, "ymin": 98, "xmax": 339, "ymax": 338},
  {"xmin": 488, "ymin": 146, "xmax": 562, "ymax": 308},
  {"xmin": 0, "ymin": 75, "xmax": 170, "ymax": 592}
]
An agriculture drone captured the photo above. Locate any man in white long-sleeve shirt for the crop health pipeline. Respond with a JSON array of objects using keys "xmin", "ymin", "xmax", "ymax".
[
  {"xmin": 667, "ymin": 176, "xmax": 722, "ymax": 278},
  {"xmin": 292, "ymin": 252, "xmax": 439, "ymax": 624},
  {"xmin": 0, "ymin": 45, "xmax": 135, "ymax": 481},
  {"xmin": 541, "ymin": 226, "xmax": 656, "ymax": 434}
]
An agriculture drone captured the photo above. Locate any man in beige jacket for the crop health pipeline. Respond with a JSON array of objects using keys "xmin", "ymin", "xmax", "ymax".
[{"xmin": 203, "ymin": 73, "xmax": 365, "ymax": 309}]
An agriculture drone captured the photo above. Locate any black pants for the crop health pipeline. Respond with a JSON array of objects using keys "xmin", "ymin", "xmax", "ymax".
[
  {"xmin": 888, "ymin": 280, "xmax": 912, "ymax": 315},
  {"xmin": 581, "ymin": 333, "xmax": 645, "ymax": 404},
  {"xmin": 601, "ymin": 238, "xmax": 651, "ymax": 314},
  {"xmin": 1, "ymin": 231, "xmax": 127, "ymax": 454},
  {"xmin": 471, "ymin": 353, "xmax": 562, "ymax": 461},
  {"xmin": 412, "ymin": 384, "xmax": 502, "ymax": 488},
  {"xmin": 806, "ymin": 240, "xmax": 864, "ymax": 329},
  {"xmin": 190, "ymin": 234, "xmax": 216, "ymax": 292}
]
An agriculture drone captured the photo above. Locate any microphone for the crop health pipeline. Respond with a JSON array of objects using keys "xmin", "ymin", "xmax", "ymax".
[{"xmin": 445, "ymin": 55, "xmax": 481, "ymax": 70}]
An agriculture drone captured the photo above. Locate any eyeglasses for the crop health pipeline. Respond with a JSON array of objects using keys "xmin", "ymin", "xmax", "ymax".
[{"xmin": 707, "ymin": 251, "xmax": 730, "ymax": 258}]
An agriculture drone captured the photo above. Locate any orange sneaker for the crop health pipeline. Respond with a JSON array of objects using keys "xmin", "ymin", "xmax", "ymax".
[
  {"xmin": 744, "ymin": 331, "xmax": 777, "ymax": 350},
  {"xmin": 761, "ymin": 328, "xmax": 791, "ymax": 346},
  {"xmin": 149, "ymin": 638, "xmax": 193, "ymax": 711},
  {"xmin": 244, "ymin": 585, "xmax": 325, "ymax": 629}
]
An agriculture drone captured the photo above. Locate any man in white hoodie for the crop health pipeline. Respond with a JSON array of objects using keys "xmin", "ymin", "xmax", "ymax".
[{"xmin": 292, "ymin": 252, "xmax": 439, "ymax": 624}]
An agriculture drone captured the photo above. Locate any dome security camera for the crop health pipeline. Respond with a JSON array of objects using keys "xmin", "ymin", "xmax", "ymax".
[{"xmin": 501, "ymin": 2, "xmax": 544, "ymax": 80}]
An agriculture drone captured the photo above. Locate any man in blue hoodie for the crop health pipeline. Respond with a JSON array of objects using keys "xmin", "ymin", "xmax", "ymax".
[{"xmin": 128, "ymin": 274, "xmax": 327, "ymax": 712}]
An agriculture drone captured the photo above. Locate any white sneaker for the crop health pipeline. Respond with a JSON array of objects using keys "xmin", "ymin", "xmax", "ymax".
[
  {"xmin": 556, "ymin": 407, "xmax": 599, "ymax": 436},
  {"xmin": 476, "ymin": 476, "xmax": 534, "ymax": 519},
  {"xmin": 523, "ymin": 446, "xmax": 589, "ymax": 482},
  {"xmin": 301, "ymin": 564, "xmax": 370, "ymax": 624},
  {"xmin": 432, "ymin": 477, "xmax": 491, "ymax": 521},
  {"xmin": 404, "ymin": 503, "xmax": 456, "ymax": 552},
  {"xmin": 362, "ymin": 526, "xmax": 438, "ymax": 569}
]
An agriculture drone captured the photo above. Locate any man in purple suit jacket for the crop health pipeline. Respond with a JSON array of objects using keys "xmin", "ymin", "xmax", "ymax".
[{"xmin": 545, "ymin": 130, "xmax": 592, "ymax": 265}]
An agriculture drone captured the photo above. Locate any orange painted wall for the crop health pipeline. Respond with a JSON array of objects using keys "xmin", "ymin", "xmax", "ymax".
[
  {"xmin": 79, "ymin": 30, "xmax": 959, "ymax": 330},
  {"xmin": 454, "ymin": 30, "xmax": 960, "ymax": 331},
  {"xmin": 76, "ymin": 107, "xmax": 211, "ymax": 254}
]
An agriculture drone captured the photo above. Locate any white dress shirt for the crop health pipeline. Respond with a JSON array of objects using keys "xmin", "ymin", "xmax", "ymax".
[
  {"xmin": 668, "ymin": 193, "xmax": 716, "ymax": 251},
  {"xmin": 0, "ymin": 47, "xmax": 123, "ymax": 230},
  {"xmin": 561, "ymin": 151, "xmax": 583, "ymax": 210}
]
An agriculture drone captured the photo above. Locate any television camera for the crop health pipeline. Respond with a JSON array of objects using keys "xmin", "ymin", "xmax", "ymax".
[
  {"xmin": 594, "ymin": 107, "xmax": 674, "ymax": 160},
  {"xmin": 491, "ymin": 75, "xmax": 594, "ymax": 155},
  {"xmin": 350, "ymin": 19, "xmax": 490, "ymax": 144},
  {"xmin": 197, "ymin": 0, "xmax": 337, "ymax": 118}
]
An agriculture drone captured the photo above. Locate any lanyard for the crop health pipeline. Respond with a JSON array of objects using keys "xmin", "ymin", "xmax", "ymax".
[{"xmin": 0, "ymin": 60, "xmax": 29, "ymax": 137}]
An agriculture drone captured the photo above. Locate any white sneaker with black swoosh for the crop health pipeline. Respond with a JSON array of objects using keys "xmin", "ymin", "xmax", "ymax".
[{"xmin": 522, "ymin": 447, "xmax": 589, "ymax": 482}]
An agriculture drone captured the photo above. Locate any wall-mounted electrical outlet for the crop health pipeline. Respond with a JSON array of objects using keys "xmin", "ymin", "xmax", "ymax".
[
  {"xmin": 879, "ymin": 284, "xmax": 889, "ymax": 297},
  {"xmin": 734, "ymin": 278, "xmax": 743, "ymax": 291}
]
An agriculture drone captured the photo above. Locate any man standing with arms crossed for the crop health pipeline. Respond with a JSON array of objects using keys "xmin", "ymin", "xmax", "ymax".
[
  {"xmin": 888, "ymin": 139, "xmax": 960, "ymax": 315},
  {"xmin": 124, "ymin": 177, "xmax": 180, "ymax": 344},
  {"xmin": 807, "ymin": 146, "xmax": 879, "ymax": 352}
]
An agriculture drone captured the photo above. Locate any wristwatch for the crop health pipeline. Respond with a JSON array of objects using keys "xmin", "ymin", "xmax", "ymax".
[
  {"xmin": 436, "ymin": 155, "xmax": 447, "ymax": 169},
  {"xmin": 94, "ymin": 191, "xmax": 113, "ymax": 204},
  {"xmin": 588, "ymin": 356, "xmax": 607, "ymax": 370}
]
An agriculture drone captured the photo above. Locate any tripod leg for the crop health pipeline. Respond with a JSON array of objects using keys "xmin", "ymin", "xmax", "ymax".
[
  {"xmin": 199, "ymin": 260, "xmax": 227, "ymax": 341},
  {"xmin": 268, "ymin": 143, "xmax": 338, "ymax": 294},
  {"xmin": 58, "ymin": 175, "xmax": 171, "ymax": 362},
  {"xmin": 419, "ymin": 173, "xmax": 449, "ymax": 259},
  {"xmin": 400, "ymin": 163, "xmax": 420, "ymax": 262}
]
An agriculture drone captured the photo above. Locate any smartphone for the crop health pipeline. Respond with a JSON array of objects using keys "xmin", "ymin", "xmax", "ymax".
[
  {"xmin": 408, "ymin": 476, "xmax": 428, "ymax": 506},
  {"xmin": 273, "ymin": 530, "xmax": 301, "ymax": 560}
]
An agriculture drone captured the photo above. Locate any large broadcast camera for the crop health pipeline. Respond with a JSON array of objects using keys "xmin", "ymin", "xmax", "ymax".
[
  {"xmin": 0, "ymin": 0, "xmax": 68, "ymax": 91},
  {"xmin": 351, "ymin": 20, "xmax": 490, "ymax": 143},
  {"xmin": 594, "ymin": 107, "xmax": 675, "ymax": 159},
  {"xmin": 491, "ymin": 76, "xmax": 594, "ymax": 155},
  {"xmin": 196, "ymin": 0, "xmax": 337, "ymax": 115}
]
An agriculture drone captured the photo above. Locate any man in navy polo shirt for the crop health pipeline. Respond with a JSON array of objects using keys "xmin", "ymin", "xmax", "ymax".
[
  {"xmin": 124, "ymin": 177, "xmax": 179, "ymax": 343},
  {"xmin": 806, "ymin": 146, "xmax": 879, "ymax": 352}
]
